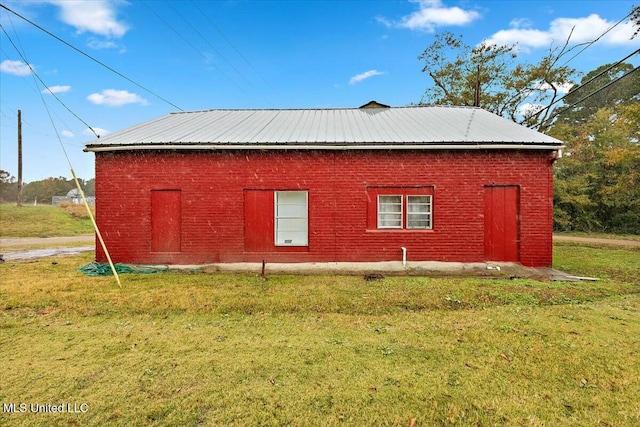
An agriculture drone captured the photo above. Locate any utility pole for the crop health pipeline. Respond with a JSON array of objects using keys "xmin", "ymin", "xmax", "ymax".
[
  {"xmin": 17, "ymin": 109, "xmax": 23, "ymax": 206},
  {"xmin": 474, "ymin": 66, "xmax": 481, "ymax": 108}
]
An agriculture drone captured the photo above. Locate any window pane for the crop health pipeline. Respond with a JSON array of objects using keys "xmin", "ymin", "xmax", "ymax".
[
  {"xmin": 275, "ymin": 191, "xmax": 308, "ymax": 245},
  {"xmin": 379, "ymin": 195, "xmax": 401, "ymax": 204},
  {"xmin": 379, "ymin": 218, "xmax": 401, "ymax": 228},
  {"xmin": 379, "ymin": 204, "xmax": 401, "ymax": 213},
  {"xmin": 277, "ymin": 202, "xmax": 306, "ymax": 217},
  {"xmin": 277, "ymin": 191, "xmax": 305, "ymax": 204},
  {"xmin": 407, "ymin": 218, "xmax": 431, "ymax": 229},
  {"xmin": 378, "ymin": 195, "xmax": 402, "ymax": 228},
  {"xmin": 407, "ymin": 195, "xmax": 432, "ymax": 229},
  {"xmin": 277, "ymin": 218, "xmax": 308, "ymax": 232},
  {"xmin": 408, "ymin": 195, "xmax": 430, "ymax": 204}
]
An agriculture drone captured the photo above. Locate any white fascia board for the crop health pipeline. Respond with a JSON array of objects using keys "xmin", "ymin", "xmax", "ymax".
[{"xmin": 85, "ymin": 143, "xmax": 563, "ymax": 153}]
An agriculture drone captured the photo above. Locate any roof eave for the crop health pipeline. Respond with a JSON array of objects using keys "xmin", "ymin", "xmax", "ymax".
[{"xmin": 84, "ymin": 143, "xmax": 563, "ymax": 153}]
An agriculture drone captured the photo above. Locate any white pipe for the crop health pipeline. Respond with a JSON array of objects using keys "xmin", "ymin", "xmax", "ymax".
[{"xmin": 401, "ymin": 247, "xmax": 407, "ymax": 267}]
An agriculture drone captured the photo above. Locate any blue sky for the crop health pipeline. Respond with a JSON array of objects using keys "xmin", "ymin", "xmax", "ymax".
[{"xmin": 1, "ymin": 0, "xmax": 638, "ymax": 182}]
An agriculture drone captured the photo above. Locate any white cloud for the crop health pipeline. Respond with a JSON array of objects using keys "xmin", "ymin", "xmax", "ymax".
[
  {"xmin": 87, "ymin": 38, "xmax": 120, "ymax": 50},
  {"xmin": 61, "ymin": 130, "xmax": 75, "ymax": 138},
  {"xmin": 87, "ymin": 89, "xmax": 148, "ymax": 106},
  {"xmin": 83, "ymin": 127, "xmax": 109, "ymax": 137},
  {"xmin": 43, "ymin": 85, "xmax": 71, "ymax": 94},
  {"xmin": 518, "ymin": 102, "xmax": 545, "ymax": 117},
  {"xmin": 536, "ymin": 81, "xmax": 574, "ymax": 95},
  {"xmin": 349, "ymin": 70, "xmax": 384, "ymax": 85},
  {"xmin": 48, "ymin": 0, "xmax": 128, "ymax": 38},
  {"xmin": 509, "ymin": 18, "xmax": 534, "ymax": 29},
  {"xmin": 484, "ymin": 28, "xmax": 552, "ymax": 52},
  {"xmin": 0, "ymin": 59, "xmax": 32, "ymax": 76},
  {"xmin": 485, "ymin": 14, "xmax": 639, "ymax": 49},
  {"xmin": 377, "ymin": 0, "xmax": 481, "ymax": 32}
]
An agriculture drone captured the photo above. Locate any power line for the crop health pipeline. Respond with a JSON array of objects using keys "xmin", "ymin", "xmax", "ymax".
[
  {"xmin": 190, "ymin": 0, "xmax": 275, "ymax": 92},
  {"xmin": 560, "ymin": 9, "xmax": 635, "ymax": 68},
  {"xmin": 1, "ymin": 15, "xmax": 95, "ymax": 140},
  {"xmin": 0, "ymin": 22, "xmax": 99, "ymax": 137},
  {"xmin": 0, "ymin": 39, "xmax": 53, "ymax": 109},
  {"xmin": 1, "ymin": 5, "xmax": 121, "ymax": 284},
  {"xmin": 0, "ymin": 100, "xmax": 42, "ymax": 134},
  {"xmin": 533, "ymin": 48, "xmax": 640, "ymax": 127},
  {"xmin": 2, "ymin": 16, "xmax": 78, "ymax": 174},
  {"xmin": 526, "ymin": 9, "xmax": 638, "ymax": 129},
  {"xmin": 151, "ymin": 0, "xmax": 270, "ymax": 102},
  {"xmin": 0, "ymin": 2, "xmax": 184, "ymax": 112},
  {"xmin": 539, "ymin": 63, "xmax": 639, "ymax": 129},
  {"xmin": 140, "ymin": 0, "xmax": 245, "ymax": 95}
]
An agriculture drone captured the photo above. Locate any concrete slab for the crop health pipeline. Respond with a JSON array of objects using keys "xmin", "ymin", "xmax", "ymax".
[{"xmin": 138, "ymin": 260, "xmax": 560, "ymax": 280}]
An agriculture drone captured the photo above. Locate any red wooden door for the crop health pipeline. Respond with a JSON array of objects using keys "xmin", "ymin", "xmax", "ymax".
[
  {"xmin": 244, "ymin": 190, "xmax": 274, "ymax": 251},
  {"xmin": 151, "ymin": 190, "xmax": 182, "ymax": 252},
  {"xmin": 484, "ymin": 186, "xmax": 519, "ymax": 262}
]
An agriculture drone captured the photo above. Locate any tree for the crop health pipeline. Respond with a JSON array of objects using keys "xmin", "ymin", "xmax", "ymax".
[
  {"xmin": 0, "ymin": 170, "xmax": 18, "ymax": 202},
  {"xmin": 418, "ymin": 32, "xmax": 576, "ymax": 130},
  {"xmin": 555, "ymin": 62, "xmax": 640, "ymax": 127},
  {"xmin": 18, "ymin": 176, "xmax": 94, "ymax": 203},
  {"xmin": 550, "ymin": 104, "xmax": 640, "ymax": 233},
  {"xmin": 83, "ymin": 178, "xmax": 95, "ymax": 197},
  {"xmin": 631, "ymin": 5, "xmax": 640, "ymax": 39}
]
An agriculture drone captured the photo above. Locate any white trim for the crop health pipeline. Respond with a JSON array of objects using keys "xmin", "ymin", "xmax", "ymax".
[
  {"xmin": 406, "ymin": 195, "xmax": 433, "ymax": 230},
  {"xmin": 85, "ymin": 143, "xmax": 563, "ymax": 152},
  {"xmin": 377, "ymin": 195, "xmax": 403, "ymax": 229},
  {"xmin": 274, "ymin": 191, "xmax": 308, "ymax": 246}
]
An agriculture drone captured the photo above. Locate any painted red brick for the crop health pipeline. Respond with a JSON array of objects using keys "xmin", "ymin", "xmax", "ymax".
[{"xmin": 94, "ymin": 149, "xmax": 555, "ymax": 267}]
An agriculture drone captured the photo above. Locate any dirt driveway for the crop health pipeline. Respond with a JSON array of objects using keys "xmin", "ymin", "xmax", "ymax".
[
  {"xmin": 552, "ymin": 235, "xmax": 640, "ymax": 247},
  {"xmin": 0, "ymin": 235, "xmax": 94, "ymax": 261},
  {"xmin": 0, "ymin": 235, "xmax": 94, "ymax": 247}
]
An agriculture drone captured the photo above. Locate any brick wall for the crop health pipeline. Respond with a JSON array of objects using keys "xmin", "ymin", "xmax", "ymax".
[{"xmin": 95, "ymin": 149, "xmax": 554, "ymax": 266}]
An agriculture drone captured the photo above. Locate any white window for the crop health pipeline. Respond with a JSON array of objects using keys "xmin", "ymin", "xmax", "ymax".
[
  {"xmin": 376, "ymin": 194, "xmax": 433, "ymax": 230},
  {"xmin": 407, "ymin": 196, "xmax": 432, "ymax": 229},
  {"xmin": 378, "ymin": 195, "xmax": 403, "ymax": 228},
  {"xmin": 275, "ymin": 191, "xmax": 308, "ymax": 246}
]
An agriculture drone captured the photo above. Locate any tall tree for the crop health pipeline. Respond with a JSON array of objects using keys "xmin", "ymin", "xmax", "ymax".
[
  {"xmin": 418, "ymin": 32, "xmax": 576, "ymax": 130},
  {"xmin": 555, "ymin": 62, "xmax": 640, "ymax": 127},
  {"xmin": 551, "ymin": 104, "xmax": 640, "ymax": 233}
]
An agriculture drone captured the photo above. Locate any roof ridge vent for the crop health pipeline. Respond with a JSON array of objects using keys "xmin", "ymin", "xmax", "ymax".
[{"xmin": 359, "ymin": 100, "xmax": 390, "ymax": 109}]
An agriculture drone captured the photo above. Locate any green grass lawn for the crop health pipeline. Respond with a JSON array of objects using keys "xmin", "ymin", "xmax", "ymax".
[
  {"xmin": 1, "ymin": 244, "xmax": 639, "ymax": 426},
  {"xmin": 0, "ymin": 204, "xmax": 94, "ymax": 238}
]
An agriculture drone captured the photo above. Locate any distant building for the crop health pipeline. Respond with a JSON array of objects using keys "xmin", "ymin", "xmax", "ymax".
[
  {"xmin": 52, "ymin": 188, "xmax": 95, "ymax": 205},
  {"xmin": 85, "ymin": 102, "xmax": 563, "ymax": 267}
]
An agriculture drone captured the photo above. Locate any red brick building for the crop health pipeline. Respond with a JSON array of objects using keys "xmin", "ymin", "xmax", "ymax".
[{"xmin": 85, "ymin": 103, "xmax": 562, "ymax": 267}]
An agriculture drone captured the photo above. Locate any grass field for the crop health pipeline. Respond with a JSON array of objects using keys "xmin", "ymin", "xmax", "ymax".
[
  {"xmin": 1, "ymin": 242, "xmax": 639, "ymax": 426},
  {"xmin": 0, "ymin": 204, "xmax": 94, "ymax": 238}
]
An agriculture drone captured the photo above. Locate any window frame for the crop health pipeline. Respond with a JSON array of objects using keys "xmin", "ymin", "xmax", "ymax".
[
  {"xmin": 368, "ymin": 187, "xmax": 434, "ymax": 231},
  {"xmin": 377, "ymin": 194, "xmax": 403, "ymax": 229},
  {"xmin": 406, "ymin": 195, "xmax": 432, "ymax": 230},
  {"xmin": 274, "ymin": 190, "xmax": 309, "ymax": 246}
]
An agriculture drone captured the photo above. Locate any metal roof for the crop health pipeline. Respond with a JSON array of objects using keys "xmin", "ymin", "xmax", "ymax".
[{"xmin": 85, "ymin": 105, "xmax": 562, "ymax": 152}]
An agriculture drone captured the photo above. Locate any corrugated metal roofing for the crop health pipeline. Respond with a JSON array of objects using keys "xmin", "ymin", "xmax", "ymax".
[{"xmin": 85, "ymin": 105, "xmax": 562, "ymax": 151}]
